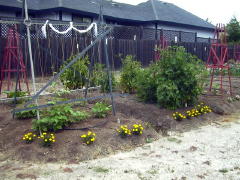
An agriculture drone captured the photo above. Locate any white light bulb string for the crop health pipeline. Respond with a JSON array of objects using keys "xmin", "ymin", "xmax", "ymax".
[{"xmin": 41, "ymin": 20, "xmax": 98, "ymax": 38}]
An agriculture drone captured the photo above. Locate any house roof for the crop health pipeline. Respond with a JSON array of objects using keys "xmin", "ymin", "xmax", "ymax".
[{"xmin": 0, "ymin": 0, "xmax": 214, "ymax": 30}]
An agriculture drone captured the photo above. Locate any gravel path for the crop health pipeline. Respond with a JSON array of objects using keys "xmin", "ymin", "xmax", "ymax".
[{"xmin": 1, "ymin": 114, "xmax": 240, "ymax": 180}]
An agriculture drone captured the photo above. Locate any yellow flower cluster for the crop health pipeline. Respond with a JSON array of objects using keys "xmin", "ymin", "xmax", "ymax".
[
  {"xmin": 172, "ymin": 112, "xmax": 186, "ymax": 121},
  {"xmin": 186, "ymin": 109, "xmax": 201, "ymax": 118},
  {"xmin": 81, "ymin": 131, "xmax": 96, "ymax": 145},
  {"xmin": 22, "ymin": 132, "xmax": 36, "ymax": 143},
  {"xmin": 117, "ymin": 125, "xmax": 131, "ymax": 138},
  {"xmin": 38, "ymin": 132, "xmax": 56, "ymax": 147},
  {"xmin": 132, "ymin": 124, "xmax": 144, "ymax": 135},
  {"xmin": 196, "ymin": 103, "xmax": 212, "ymax": 114}
]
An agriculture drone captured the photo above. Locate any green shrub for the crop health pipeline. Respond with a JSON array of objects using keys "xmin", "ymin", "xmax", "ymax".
[
  {"xmin": 156, "ymin": 46, "xmax": 206, "ymax": 109},
  {"xmin": 90, "ymin": 63, "xmax": 105, "ymax": 87},
  {"xmin": 60, "ymin": 55, "xmax": 89, "ymax": 90},
  {"xmin": 119, "ymin": 55, "xmax": 141, "ymax": 93},
  {"xmin": 136, "ymin": 46, "xmax": 207, "ymax": 109},
  {"xmin": 135, "ymin": 64, "xmax": 158, "ymax": 103},
  {"xmin": 32, "ymin": 104, "xmax": 89, "ymax": 132},
  {"xmin": 98, "ymin": 71, "xmax": 116, "ymax": 93},
  {"xmin": 92, "ymin": 102, "xmax": 111, "ymax": 118}
]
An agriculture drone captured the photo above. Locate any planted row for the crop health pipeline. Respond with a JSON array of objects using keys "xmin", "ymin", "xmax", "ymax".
[
  {"xmin": 22, "ymin": 123, "xmax": 144, "ymax": 147},
  {"xmin": 173, "ymin": 103, "xmax": 212, "ymax": 121}
]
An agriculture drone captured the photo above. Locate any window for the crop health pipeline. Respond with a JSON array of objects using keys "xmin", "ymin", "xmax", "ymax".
[{"xmin": 72, "ymin": 14, "xmax": 92, "ymax": 23}]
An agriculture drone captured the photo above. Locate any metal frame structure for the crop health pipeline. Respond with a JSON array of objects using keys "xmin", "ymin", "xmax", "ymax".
[
  {"xmin": 0, "ymin": 25, "xmax": 29, "ymax": 94},
  {"xmin": 13, "ymin": 0, "xmax": 117, "ymax": 120},
  {"xmin": 206, "ymin": 23, "xmax": 232, "ymax": 95}
]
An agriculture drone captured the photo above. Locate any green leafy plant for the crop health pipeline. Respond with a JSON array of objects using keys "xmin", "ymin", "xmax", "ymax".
[
  {"xmin": 4, "ymin": 90, "xmax": 27, "ymax": 104},
  {"xmin": 90, "ymin": 63, "xmax": 105, "ymax": 86},
  {"xmin": 131, "ymin": 124, "xmax": 144, "ymax": 135},
  {"xmin": 92, "ymin": 102, "xmax": 111, "ymax": 118},
  {"xmin": 98, "ymin": 71, "xmax": 117, "ymax": 93},
  {"xmin": 154, "ymin": 47, "xmax": 207, "ymax": 109},
  {"xmin": 32, "ymin": 104, "xmax": 89, "ymax": 132},
  {"xmin": 119, "ymin": 55, "xmax": 141, "ymax": 93},
  {"xmin": 38, "ymin": 132, "xmax": 56, "ymax": 147},
  {"xmin": 135, "ymin": 66, "xmax": 158, "ymax": 103},
  {"xmin": 60, "ymin": 55, "xmax": 89, "ymax": 90},
  {"xmin": 80, "ymin": 131, "xmax": 96, "ymax": 145},
  {"xmin": 15, "ymin": 105, "xmax": 37, "ymax": 119},
  {"xmin": 116, "ymin": 125, "xmax": 131, "ymax": 138}
]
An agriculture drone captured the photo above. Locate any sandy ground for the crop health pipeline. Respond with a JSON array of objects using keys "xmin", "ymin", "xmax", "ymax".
[{"xmin": 1, "ymin": 113, "xmax": 240, "ymax": 180}]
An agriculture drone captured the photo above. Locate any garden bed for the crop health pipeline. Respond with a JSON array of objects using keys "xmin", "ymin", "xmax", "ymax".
[{"xmin": 1, "ymin": 91, "xmax": 240, "ymax": 163}]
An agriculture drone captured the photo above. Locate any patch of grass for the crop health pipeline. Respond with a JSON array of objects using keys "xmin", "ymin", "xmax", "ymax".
[
  {"xmin": 147, "ymin": 169, "xmax": 158, "ymax": 175},
  {"xmin": 146, "ymin": 137, "xmax": 154, "ymax": 143},
  {"xmin": 93, "ymin": 167, "xmax": 109, "ymax": 173},
  {"xmin": 219, "ymin": 168, "xmax": 228, "ymax": 173},
  {"xmin": 167, "ymin": 137, "xmax": 182, "ymax": 144}
]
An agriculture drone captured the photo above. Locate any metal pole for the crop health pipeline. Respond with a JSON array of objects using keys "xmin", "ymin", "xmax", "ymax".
[
  {"xmin": 24, "ymin": 0, "xmax": 40, "ymax": 120},
  {"xmin": 104, "ymin": 37, "xmax": 116, "ymax": 116}
]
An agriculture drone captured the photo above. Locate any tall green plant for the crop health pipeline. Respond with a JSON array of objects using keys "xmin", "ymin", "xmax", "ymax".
[
  {"xmin": 120, "ymin": 55, "xmax": 141, "ymax": 93},
  {"xmin": 227, "ymin": 17, "xmax": 240, "ymax": 44},
  {"xmin": 136, "ymin": 46, "xmax": 207, "ymax": 109},
  {"xmin": 60, "ymin": 55, "xmax": 89, "ymax": 90}
]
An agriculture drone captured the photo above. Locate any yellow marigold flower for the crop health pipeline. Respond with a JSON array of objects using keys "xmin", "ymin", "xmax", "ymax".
[
  {"xmin": 88, "ymin": 131, "xmax": 91, "ymax": 135},
  {"xmin": 81, "ymin": 135, "xmax": 87, "ymax": 138},
  {"xmin": 40, "ymin": 135, "xmax": 44, "ymax": 138},
  {"xmin": 23, "ymin": 137, "xmax": 25, "ymax": 140},
  {"xmin": 52, "ymin": 140, "xmax": 56, "ymax": 142},
  {"xmin": 93, "ymin": 133, "xmax": 96, "ymax": 136},
  {"xmin": 44, "ymin": 139, "xmax": 48, "ymax": 142},
  {"xmin": 43, "ymin": 132, "xmax": 47, "ymax": 135},
  {"xmin": 33, "ymin": 134, "xmax": 36, "ymax": 137},
  {"xmin": 91, "ymin": 138, "xmax": 95, "ymax": 141}
]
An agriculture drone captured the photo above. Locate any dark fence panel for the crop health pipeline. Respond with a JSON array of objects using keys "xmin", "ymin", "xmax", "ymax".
[{"xmin": 0, "ymin": 20, "xmax": 238, "ymax": 77}]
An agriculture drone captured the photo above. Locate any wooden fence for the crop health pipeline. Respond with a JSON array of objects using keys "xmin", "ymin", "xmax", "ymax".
[{"xmin": 0, "ymin": 21, "xmax": 237, "ymax": 77}]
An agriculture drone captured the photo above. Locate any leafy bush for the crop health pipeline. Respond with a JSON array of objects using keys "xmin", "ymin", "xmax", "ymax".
[
  {"xmin": 98, "ymin": 71, "xmax": 117, "ymax": 93},
  {"xmin": 60, "ymin": 55, "xmax": 89, "ymax": 90},
  {"xmin": 90, "ymin": 63, "xmax": 105, "ymax": 87},
  {"xmin": 92, "ymin": 102, "xmax": 111, "ymax": 118},
  {"xmin": 135, "ymin": 66, "xmax": 158, "ymax": 103},
  {"xmin": 120, "ymin": 55, "xmax": 141, "ymax": 93},
  {"xmin": 32, "ymin": 104, "xmax": 89, "ymax": 132},
  {"xmin": 156, "ymin": 46, "xmax": 206, "ymax": 109},
  {"xmin": 136, "ymin": 46, "xmax": 207, "ymax": 109},
  {"xmin": 80, "ymin": 131, "xmax": 96, "ymax": 145}
]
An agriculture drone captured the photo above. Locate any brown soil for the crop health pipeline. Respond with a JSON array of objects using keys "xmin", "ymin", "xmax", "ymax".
[{"xmin": 1, "ymin": 91, "xmax": 240, "ymax": 164}]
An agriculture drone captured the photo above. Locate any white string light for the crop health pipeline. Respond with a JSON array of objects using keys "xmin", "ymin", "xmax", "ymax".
[{"xmin": 41, "ymin": 20, "xmax": 98, "ymax": 38}]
